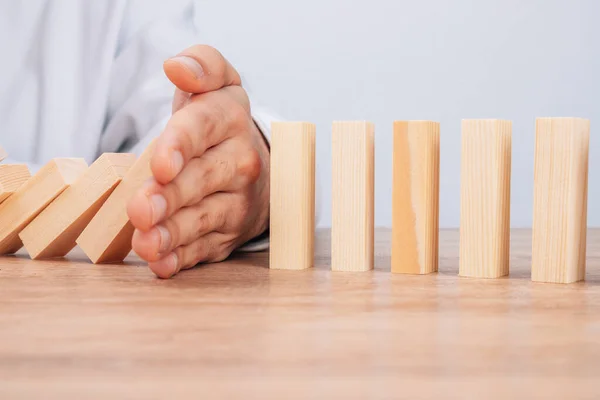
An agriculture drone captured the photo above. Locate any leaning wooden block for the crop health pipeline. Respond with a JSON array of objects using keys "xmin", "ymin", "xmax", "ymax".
[
  {"xmin": 331, "ymin": 121, "xmax": 374, "ymax": 272},
  {"xmin": 19, "ymin": 153, "xmax": 136, "ymax": 260},
  {"xmin": 270, "ymin": 122, "xmax": 316, "ymax": 270},
  {"xmin": 0, "ymin": 158, "xmax": 88, "ymax": 255},
  {"xmin": 532, "ymin": 118, "xmax": 590, "ymax": 284},
  {"xmin": 459, "ymin": 119, "xmax": 512, "ymax": 278},
  {"xmin": 392, "ymin": 121, "xmax": 440, "ymax": 274},
  {"xmin": 0, "ymin": 146, "xmax": 7, "ymax": 162},
  {"xmin": 76, "ymin": 141, "xmax": 156, "ymax": 264},
  {"xmin": 0, "ymin": 165, "xmax": 31, "ymax": 204}
]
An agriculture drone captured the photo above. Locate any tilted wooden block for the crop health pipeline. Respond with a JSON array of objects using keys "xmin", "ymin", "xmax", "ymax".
[
  {"xmin": 19, "ymin": 153, "xmax": 136, "ymax": 260},
  {"xmin": 0, "ymin": 159, "xmax": 88, "ymax": 255},
  {"xmin": 331, "ymin": 121, "xmax": 374, "ymax": 272},
  {"xmin": 459, "ymin": 119, "xmax": 512, "ymax": 278},
  {"xmin": 0, "ymin": 146, "xmax": 7, "ymax": 162},
  {"xmin": 76, "ymin": 141, "xmax": 156, "ymax": 264},
  {"xmin": 0, "ymin": 165, "xmax": 31, "ymax": 204},
  {"xmin": 532, "ymin": 118, "xmax": 590, "ymax": 284},
  {"xmin": 270, "ymin": 122, "xmax": 316, "ymax": 270},
  {"xmin": 392, "ymin": 121, "xmax": 440, "ymax": 274}
]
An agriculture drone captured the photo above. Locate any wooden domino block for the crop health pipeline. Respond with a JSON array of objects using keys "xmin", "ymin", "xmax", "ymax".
[
  {"xmin": 76, "ymin": 141, "xmax": 156, "ymax": 264},
  {"xmin": 270, "ymin": 122, "xmax": 316, "ymax": 270},
  {"xmin": 532, "ymin": 118, "xmax": 590, "ymax": 284},
  {"xmin": 0, "ymin": 165, "xmax": 31, "ymax": 204},
  {"xmin": 0, "ymin": 146, "xmax": 7, "ymax": 162},
  {"xmin": 331, "ymin": 121, "xmax": 374, "ymax": 272},
  {"xmin": 459, "ymin": 119, "xmax": 512, "ymax": 278},
  {"xmin": 0, "ymin": 159, "xmax": 88, "ymax": 255},
  {"xmin": 19, "ymin": 153, "xmax": 136, "ymax": 260},
  {"xmin": 392, "ymin": 121, "xmax": 440, "ymax": 274}
]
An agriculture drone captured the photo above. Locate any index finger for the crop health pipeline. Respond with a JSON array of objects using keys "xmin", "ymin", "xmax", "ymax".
[{"xmin": 150, "ymin": 90, "xmax": 245, "ymax": 184}]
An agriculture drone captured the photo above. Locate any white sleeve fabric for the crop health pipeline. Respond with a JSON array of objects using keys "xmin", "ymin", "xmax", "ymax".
[{"xmin": 99, "ymin": 0, "xmax": 198, "ymax": 157}]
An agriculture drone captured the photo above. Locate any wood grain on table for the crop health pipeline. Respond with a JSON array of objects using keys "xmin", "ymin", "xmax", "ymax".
[{"xmin": 1, "ymin": 229, "xmax": 599, "ymax": 399}]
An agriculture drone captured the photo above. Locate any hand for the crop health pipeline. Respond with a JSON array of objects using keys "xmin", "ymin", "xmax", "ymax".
[{"xmin": 127, "ymin": 45, "xmax": 270, "ymax": 279}]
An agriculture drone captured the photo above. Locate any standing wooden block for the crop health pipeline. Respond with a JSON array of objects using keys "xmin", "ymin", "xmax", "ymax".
[
  {"xmin": 459, "ymin": 119, "xmax": 512, "ymax": 278},
  {"xmin": 270, "ymin": 122, "xmax": 316, "ymax": 270},
  {"xmin": 0, "ymin": 165, "xmax": 31, "ymax": 204},
  {"xmin": 532, "ymin": 118, "xmax": 590, "ymax": 284},
  {"xmin": 0, "ymin": 159, "xmax": 88, "ymax": 255},
  {"xmin": 19, "ymin": 153, "xmax": 136, "ymax": 260},
  {"xmin": 391, "ymin": 121, "xmax": 440, "ymax": 274},
  {"xmin": 76, "ymin": 141, "xmax": 156, "ymax": 264},
  {"xmin": 331, "ymin": 121, "xmax": 374, "ymax": 272},
  {"xmin": 0, "ymin": 146, "xmax": 7, "ymax": 162}
]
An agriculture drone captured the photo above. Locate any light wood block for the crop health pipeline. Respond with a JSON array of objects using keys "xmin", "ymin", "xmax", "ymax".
[
  {"xmin": 76, "ymin": 141, "xmax": 156, "ymax": 264},
  {"xmin": 19, "ymin": 153, "xmax": 136, "ymax": 260},
  {"xmin": 392, "ymin": 121, "xmax": 440, "ymax": 274},
  {"xmin": 0, "ymin": 146, "xmax": 7, "ymax": 162},
  {"xmin": 0, "ymin": 159, "xmax": 88, "ymax": 255},
  {"xmin": 0, "ymin": 165, "xmax": 31, "ymax": 204},
  {"xmin": 331, "ymin": 121, "xmax": 374, "ymax": 272},
  {"xmin": 459, "ymin": 119, "xmax": 512, "ymax": 278},
  {"xmin": 532, "ymin": 117, "xmax": 590, "ymax": 284},
  {"xmin": 270, "ymin": 122, "xmax": 315, "ymax": 270}
]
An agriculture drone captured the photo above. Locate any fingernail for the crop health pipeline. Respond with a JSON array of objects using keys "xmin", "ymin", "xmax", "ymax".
[
  {"xmin": 156, "ymin": 225, "xmax": 171, "ymax": 253},
  {"xmin": 168, "ymin": 252, "xmax": 180, "ymax": 276},
  {"xmin": 171, "ymin": 150, "xmax": 184, "ymax": 176},
  {"xmin": 169, "ymin": 56, "xmax": 204, "ymax": 79},
  {"xmin": 150, "ymin": 194, "xmax": 167, "ymax": 225}
]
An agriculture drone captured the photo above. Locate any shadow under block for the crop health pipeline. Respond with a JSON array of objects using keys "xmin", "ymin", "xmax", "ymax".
[
  {"xmin": 270, "ymin": 122, "xmax": 315, "ymax": 270},
  {"xmin": 0, "ymin": 165, "xmax": 31, "ymax": 204},
  {"xmin": 459, "ymin": 119, "xmax": 512, "ymax": 278},
  {"xmin": 76, "ymin": 141, "xmax": 156, "ymax": 264},
  {"xmin": 0, "ymin": 146, "xmax": 7, "ymax": 162},
  {"xmin": 0, "ymin": 159, "xmax": 88, "ymax": 255},
  {"xmin": 19, "ymin": 153, "xmax": 137, "ymax": 260},
  {"xmin": 532, "ymin": 118, "xmax": 590, "ymax": 284},
  {"xmin": 392, "ymin": 121, "xmax": 440, "ymax": 274},
  {"xmin": 331, "ymin": 121, "xmax": 374, "ymax": 272}
]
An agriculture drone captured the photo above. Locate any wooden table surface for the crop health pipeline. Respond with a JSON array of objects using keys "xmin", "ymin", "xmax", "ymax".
[{"xmin": 1, "ymin": 229, "xmax": 600, "ymax": 399}]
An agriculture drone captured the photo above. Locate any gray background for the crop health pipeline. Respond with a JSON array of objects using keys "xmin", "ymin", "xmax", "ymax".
[{"xmin": 196, "ymin": 0, "xmax": 598, "ymax": 228}]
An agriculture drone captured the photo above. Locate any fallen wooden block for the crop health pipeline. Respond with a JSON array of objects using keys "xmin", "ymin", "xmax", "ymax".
[
  {"xmin": 459, "ymin": 119, "xmax": 512, "ymax": 278},
  {"xmin": 76, "ymin": 141, "xmax": 156, "ymax": 264},
  {"xmin": 19, "ymin": 153, "xmax": 136, "ymax": 260},
  {"xmin": 0, "ymin": 158, "xmax": 88, "ymax": 255},
  {"xmin": 392, "ymin": 121, "xmax": 440, "ymax": 274},
  {"xmin": 0, "ymin": 146, "xmax": 7, "ymax": 162},
  {"xmin": 0, "ymin": 165, "xmax": 31, "ymax": 204},
  {"xmin": 532, "ymin": 117, "xmax": 590, "ymax": 283},
  {"xmin": 270, "ymin": 122, "xmax": 316, "ymax": 270},
  {"xmin": 331, "ymin": 121, "xmax": 374, "ymax": 272}
]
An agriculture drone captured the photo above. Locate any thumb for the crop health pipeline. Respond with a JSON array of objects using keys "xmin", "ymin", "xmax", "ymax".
[{"xmin": 163, "ymin": 45, "xmax": 242, "ymax": 94}]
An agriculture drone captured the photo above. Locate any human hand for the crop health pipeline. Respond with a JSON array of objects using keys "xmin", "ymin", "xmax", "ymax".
[{"xmin": 127, "ymin": 46, "xmax": 270, "ymax": 278}]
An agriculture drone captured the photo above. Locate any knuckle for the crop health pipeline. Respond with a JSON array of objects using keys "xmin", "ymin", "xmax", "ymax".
[
  {"xmin": 195, "ymin": 210, "xmax": 211, "ymax": 232},
  {"xmin": 208, "ymin": 244, "xmax": 232, "ymax": 263},
  {"xmin": 237, "ymin": 148, "xmax": 262, "ymax": 183}
]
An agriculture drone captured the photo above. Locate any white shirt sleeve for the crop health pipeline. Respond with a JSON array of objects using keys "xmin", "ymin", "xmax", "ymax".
[{"xmin": 99, "ymin": 0, "xmax": 198, "ymax": 157}]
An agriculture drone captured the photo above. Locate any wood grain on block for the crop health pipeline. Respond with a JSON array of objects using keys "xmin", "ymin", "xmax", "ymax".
[
  {"xmin": 0, "ymin": 165, "xmax": 31, "ymax": 204},
  {"xmin": 392, "ymin": 121, "xmax": 440, "ymax": 274},
  {"xmin": 532, "ymin": 118, "xmax": 590, "ymax": 284},
  {"xmin": 0, "ymin": 159, "xmax": 87, "ymax": 255},
  {"xmin": 270, "ymin": 122, "xmax": 316, "ymax": 270},
  {"xmin": 331, "ymin": 121, "xmax": 374, "ymax": 272},
  {"xmin": 20, "ymin": 153, "xmax": 136, "ymax": 260},
  {"xmin": 76, "ymin": 141, "xmax": 156, "ymax": 264},
  {"xmin": 0, "ymin": 146, "xmax": 7, "ymax": 162},
  {"xmin": 459, "ymin": 119, "xmax": 512, "ymax": 278}
]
